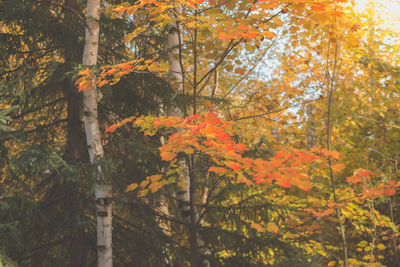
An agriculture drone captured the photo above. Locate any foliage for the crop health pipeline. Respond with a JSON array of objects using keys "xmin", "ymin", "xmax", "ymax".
[{"xmin": 2, "ymin": 0, "xmax": 400, "ymax": 266}]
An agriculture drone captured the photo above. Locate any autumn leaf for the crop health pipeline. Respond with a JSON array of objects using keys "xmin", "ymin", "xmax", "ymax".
[
  {"xmin": 310, "ymin": 3, "xmax": 326, "ymax": 11},
  {"xmin": 237, "ymin": 175, "xmax": 253, "ymax": 186},
  {"xmin": 125, "ymin": 183, "xmax": 138, "ymax": 192},
  {"xmin": 266, "ymin": 222, "xmax": 279, "ymax": 233},
  {"xmin": 208, "ymin": 166, "xmax": 228, "ymax": 174},
  {"xmin": 263, "ymin": 31, "xmax": 276, "ymax": 39},
  {"xmin": 105, "ymin": 123, "xmax": 120, "ymax": 133},
  {"xmin": 226, "ymin": 161, "xmax": 242, "ymax": 171},
  {"xmin": 331, "ymin": 163, "xmax": 346, "ymax": 173},
  {"xmin": 275, "ymin": 176, "xmax": 291, "ymax": 188},
  {"xmin": 346, "ymin": 175, "xmax": 362, "ymax": 184},
  {"xmin": 250, "ymin": 223, "xmax": 266, "ymax": 232}
]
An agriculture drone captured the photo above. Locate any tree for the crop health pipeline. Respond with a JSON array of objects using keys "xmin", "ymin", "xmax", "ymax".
[{"xmin": 81, "ymin": 0, "xmax": 113, "ymax": 265}]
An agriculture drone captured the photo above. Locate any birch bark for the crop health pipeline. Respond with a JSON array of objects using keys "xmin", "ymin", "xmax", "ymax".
[
  {"xmin": 82, "ymin": 0, "xmax": 112, "ymax": 266},
  {"xmin": 167, "ymin": 5, "xmax": 210, "ymax": 266}
]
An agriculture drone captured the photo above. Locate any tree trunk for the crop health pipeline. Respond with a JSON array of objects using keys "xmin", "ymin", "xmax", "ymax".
[
  {"xmin": 167, "ymin": 5, "xmax": 210, "ymax": 266},
  {"xmin": 63, "ymin": 0, "xmax": 89, "ymax": 265},
  {"xmin": 81, "ymin": 0, "xmax": 112, "ymax": 266}
]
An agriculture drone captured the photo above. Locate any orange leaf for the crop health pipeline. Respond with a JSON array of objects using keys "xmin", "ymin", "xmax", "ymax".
[
  {"xmin": 125, "ymin": 183, "xmax": 138, "ymax": 192},
  {"xmin": 98, "ymin": 80, "xmax": 109, "ymax": 87},
  {"xmin": 310, "ymin": 3, "xmax": 326, "ymax": 11},
  {"xmin": 355, "ymin": 169, "xmax": 376, "ymax": 177},
  {"xmin": 113, "ymin": 6, "xmax": 127, "ymax": 16},
  {"xmin": 331, "ymin": 163, "xmax": 345, "ymax": 173},
  {"xmin": 160, "ymin": 151, "xmax": 175, "ymax": 161},
  {"xmin": 346, "ymin": 175, "xmax": 362, "ymax": 184},
  {"xmin": 78, "ymin": 68, "xmax": 91, "ymax": 76},
  {"xmin": 266, "ymin": 222, "xmax": 279, "ymax": 233},
  {"xmin": 382, "ymin": 188, "xmax": 396, "ymax": 196},
  {"xmin": 275, "ymin": 176, "xmax": 291, "ymax": 188},
  {"xmin": 105, "ymin": 123, "xmax": 120, "ymax": 133},
  {"xmin": 330, "ymin": 10, "xmax": 343, "ymax": 17},
  {"xmin": 208, "ymin": 166, "xmax": 228, "ymax": 174},
  {"xmin": 250, "ymin": 223, "xmax": 266, "ymax": 232},
  {"xmin": 226, "ymin": 161, "xmax": 242, "ymax": 171},
  {"xmin": 218, "ymin": 32, "xmax": 234, "ymax": 40},
  {"xmin": 263, "ymin": 31, "xmax": 276, "ymax": 39},
  {"xmin": 237, "ymin": 175, "xmax": 253, "ymax": 186},
  {"xmin": 243, "ymin": 30, "xmax": 258, "ymax": 39},
  {"xmin": 234, "ymin": 143, "xmax": 248, "ymax": 151}
]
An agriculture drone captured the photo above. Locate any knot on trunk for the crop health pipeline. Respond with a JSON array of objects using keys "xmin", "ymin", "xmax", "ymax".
[{"xmin": 96, "ymin": 197, "xmax": 112, "ymax": 206}]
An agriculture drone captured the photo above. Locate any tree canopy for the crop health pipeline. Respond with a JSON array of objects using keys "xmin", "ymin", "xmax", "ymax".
[{"xmin": 1, "ymin": 0, "xmax": 400, "ymax": 266}]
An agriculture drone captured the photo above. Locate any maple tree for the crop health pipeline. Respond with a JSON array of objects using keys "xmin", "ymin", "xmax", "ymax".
[{"xmin": 2, "ymin": 0, "xmax": 400, "ymax": 266}]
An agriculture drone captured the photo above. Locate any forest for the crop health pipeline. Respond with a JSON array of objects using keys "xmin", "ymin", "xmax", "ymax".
[{"xmin": 1, "ymin": 0, "xmax": 400, "ymax": 266}]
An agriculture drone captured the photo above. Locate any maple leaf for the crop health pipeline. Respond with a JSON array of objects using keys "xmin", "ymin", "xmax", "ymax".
[
  {"xmin": 266, "ymin": 222, "xmax": 279, "ymax": 233},
  {"xmin": 310, "ymin": 3, "xmax": 326, "ymax": 11},
  {"xmin": 355, "ymin": 169, "xmax": 376, "ymax": 177},
  {"xmin": 307, "ymin": 208, "xmax": 334, "ymax": 218},
  {"xmin": 113, "ymin": 6, "xmax": 127, "ymax": 16},
  {"xmin": 125, "ymin": 183, "xmax": 138, "ymax": 192},
  {"xmin": 250, "ymin": 223, "xmax": 266, "ymax": 232},
  {"xmin": 226, "ymin": 161, "xmax": 242, "ymax": 171},
  {"xmin": 208, "ymin": 166, "xmax": 228, "ymax": 174},
  {"xmin": 382, "ymin": 188, "xmax": 396, "ymax": 196},
  {"xmin": 218, "ymin": 32, "xmax": 234, "ymax": 40},
  {"xmin": 263, "ymin": 31, "xmax": 276, "ymax": 39},
  {"xmin": 330, "ymin": 10, "xmax": 343, "ymax": 17},
  {"xmin": 243, "ymin": 30, "xmax": 258, "ymax": 39},
  {"xmin": 160, "ymin": 151, "xmax": 175, "ymax": 161},
  {"xmin": 331, "ymin": 163, "xmax": 346, "ymax": 173},
  {"xmin": 105, "ymin": 123, "xmax": 120, "ymax": 133},
  {"xmin": 233, "ymin": 144, "xmax": 248, "ymax": 151},
  {"xmin": 237, "ymin": 175, "xmax": 253, "ymax": 186},
  {"xmin": 275, "ymin": 176, "xmax": 291, "ymax": 188},
  {"xmin": 346, "ymin": 175, "xmax": 362, "ymax": 184}
]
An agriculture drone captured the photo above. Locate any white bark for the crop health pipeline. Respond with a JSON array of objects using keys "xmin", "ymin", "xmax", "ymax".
[
  {"xmin": 167, "ymin": 6, "xmax": 210, "ymax": 266},
  {"xmin": 82, "ymin": 0, "xmax": 112, "ymax": 266},
  {"xmin": 167, "ymin": 5, "xmax": 190, "ymax": 218}
]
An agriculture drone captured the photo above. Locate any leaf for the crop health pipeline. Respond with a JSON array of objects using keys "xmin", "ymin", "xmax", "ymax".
[
  {"xmin": 310, "ymin": 3, "xmax": 326, "ymax": 11},
  {"xmin": 226, "ymin": 161, "xmax": 242, "ymax": 171},
  {"xmin": 237, "ymin": 175, "xmax": 253, "ymax": 186},
  {"xmin": 263, "ymin": 31, "xmax": 276, "ymax": 39},
  {"xmin": 218, "ymin": 32, "xmax": 234, "ymax": 40},
  {"xmin": 346, "ymin": 175, "xmax": 362, "ymax": 184},
  {"xmin": 275, "ymin": 176, "xmax": 291, "ymax": 188},
  {"xmin": 208, "ymin": 166, "xmax": 228, "ymax": 174},
  {"xmin": 105, "ymin": 123, "xmax": 120, "ymax": 133},
  {"xmin": 266, "ymin": 222, "xmax": 279, "ymax": 233},
  {"xmin": 113, "ymin": 6, "xmax": 127, "ymax": 16},
  {"xmin": 250, "ymin": 223, "xmax": 266, "ymax": 232},
  {"xmin": 331, "ymin": 163, "xmax": 345, "ymax": 173},
  {"xmin": 377, "ymin": 243, "xmax": 386, "ymax": 250},
  {"xmin": 125, "ymin": 183, "xmax": 138, "ymax": 192}
]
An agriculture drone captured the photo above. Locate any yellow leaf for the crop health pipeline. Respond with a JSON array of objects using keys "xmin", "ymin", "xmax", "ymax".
[{"xmin": 377, "ymin": 243, "xmax": 386, "ymax": 250}]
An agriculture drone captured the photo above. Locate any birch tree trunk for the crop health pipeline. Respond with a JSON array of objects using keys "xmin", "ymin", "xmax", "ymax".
[
  {"xmin": 167, "ymin": 5, "xmax": 210, "ymax": 266},
  {"xmin": 82, "ymin": 1, "xmax": 112, "ymax": 266}
]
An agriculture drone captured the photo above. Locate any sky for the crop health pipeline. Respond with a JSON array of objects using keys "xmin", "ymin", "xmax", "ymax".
[{"xmin": 354, "ymin": 0, "xmax": 400, "ymax": 29}]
